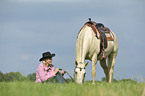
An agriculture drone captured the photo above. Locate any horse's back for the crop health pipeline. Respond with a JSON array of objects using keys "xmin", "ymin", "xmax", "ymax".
[{"xmin": 76, "ymin": 24, "xmax": 118, "ymax": 60}]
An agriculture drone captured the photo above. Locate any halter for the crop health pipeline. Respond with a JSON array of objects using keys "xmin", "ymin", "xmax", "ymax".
[
  {"xmin": 75, "ymin": 67, "xmax": 85, "ymax": 71},
  {"xmin": 75, "ymin": 63, "xmax": 86, "ymax": 73},
  {"xmin": 74, "ymin": 66, "xmax": 86, "ymax": 83}
]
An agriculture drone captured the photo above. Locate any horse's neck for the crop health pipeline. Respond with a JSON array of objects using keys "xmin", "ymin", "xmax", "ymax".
[{"xmin": 76, "ymin": 25, "xmax": 95, "ymax": 63}]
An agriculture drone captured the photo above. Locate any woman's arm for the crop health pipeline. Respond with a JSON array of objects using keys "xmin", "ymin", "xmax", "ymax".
[
  {"xmin": 37, "ymin": 66, "xmax": 51, "ymax": 82},
  {"xmin": 54, "ymin": 68, "xmax": 59, "ymax": 74}
]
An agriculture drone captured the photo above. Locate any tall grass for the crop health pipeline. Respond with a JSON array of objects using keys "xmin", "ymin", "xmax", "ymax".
[{"xmin": 0, "ymin": 81, "xmax": 144, "ymax": 96}]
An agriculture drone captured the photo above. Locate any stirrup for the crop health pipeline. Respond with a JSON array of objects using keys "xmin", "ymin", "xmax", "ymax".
[{"xmin": 101, "ymin": 51, "xmax": 106, "ymax": 60}]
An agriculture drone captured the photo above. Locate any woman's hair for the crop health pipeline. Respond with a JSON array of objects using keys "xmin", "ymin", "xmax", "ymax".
[{"xmin": 42, "ymin": 60, "xmax": 47, "ymax": 65}]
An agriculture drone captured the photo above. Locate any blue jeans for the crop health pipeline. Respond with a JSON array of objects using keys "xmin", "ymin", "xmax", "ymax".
[{"xmin": 47, "ymin": 72, "xmax": 66, "ymax": 83}]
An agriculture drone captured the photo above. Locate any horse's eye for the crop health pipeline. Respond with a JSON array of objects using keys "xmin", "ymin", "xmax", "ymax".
[{"xmin": 82, "ymin": 69, "xmax": 86, "ymax": 73}]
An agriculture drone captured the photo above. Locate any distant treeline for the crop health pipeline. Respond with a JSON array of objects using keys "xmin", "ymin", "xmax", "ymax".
[
  {"xmin": 0, "ymin": 71, "xmax": 36, "ymax": 82},
  {"xmin": 0, "ymin": 71, "xmax": 137, "ymax": 83}
]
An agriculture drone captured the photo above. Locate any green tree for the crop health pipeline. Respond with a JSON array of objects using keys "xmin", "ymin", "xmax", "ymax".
[
  {"xmin": 102, "ymin": 77, "xmax": 118, "ymax": 82},
  {"xmin": 4, "ymin": 72, "xmax": 26, "ymax": 82},
  {"xmin": 0, "ymin": 71, "xmax": 4, "ymax": 82},
  {"xmin": 27, "ymin": 73, "xmax": 36, "ymax": 81},
  {"xmin": 119, "ymin": 79, "xmax": 137, "ymax": 83}
]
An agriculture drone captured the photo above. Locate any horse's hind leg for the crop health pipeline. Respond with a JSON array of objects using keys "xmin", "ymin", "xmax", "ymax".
[
  {"xmin": 100, "ymin": 59, "xmax": 109, "ymax": 82},
  {"xmin": 107, "ymin": 52, "xmax": 117, "ymax": 83},
  {"xmin": 91, "ymin": 53, "xmax": 97, "ymax": 84}
]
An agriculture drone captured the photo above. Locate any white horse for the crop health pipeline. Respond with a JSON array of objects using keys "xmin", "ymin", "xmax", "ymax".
[{"xmin": 74, "ymin": 22, "xmax": 118, "ymax": 84}]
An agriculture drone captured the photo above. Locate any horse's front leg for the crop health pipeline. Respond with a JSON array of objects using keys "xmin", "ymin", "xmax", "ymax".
[{"xmin": 91, "ymin": 53, "xmax": 97, "ymax": 84}]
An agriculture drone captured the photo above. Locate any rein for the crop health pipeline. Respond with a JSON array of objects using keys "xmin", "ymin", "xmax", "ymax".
[{"xmin": 59, "ymin": 68, "xmax": 75, "ymax": 82}]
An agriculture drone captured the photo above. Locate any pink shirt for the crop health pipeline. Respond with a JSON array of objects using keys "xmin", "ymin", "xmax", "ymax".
[{"xmin": 35, "ymin": 63, "xmax": 56, "ymax": 83}]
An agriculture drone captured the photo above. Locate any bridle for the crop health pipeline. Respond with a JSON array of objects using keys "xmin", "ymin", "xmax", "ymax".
[
  {"xmin": 75, "ymin": 67, "xmax": 85, "ymax": 71},
  {"xmin": 74, "ymin": 67, "xmax": 86, "ymax": 82}
]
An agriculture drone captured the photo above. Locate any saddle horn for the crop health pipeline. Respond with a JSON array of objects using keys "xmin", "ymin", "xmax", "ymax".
[{"xmin": 88, "ymin": 18, "xmax": 91, "ymax": 21}]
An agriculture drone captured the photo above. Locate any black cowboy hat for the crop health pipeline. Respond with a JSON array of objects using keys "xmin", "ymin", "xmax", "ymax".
[{"xmin": 39, "ymin": 52, "xmax": 55, "ymax": 61}]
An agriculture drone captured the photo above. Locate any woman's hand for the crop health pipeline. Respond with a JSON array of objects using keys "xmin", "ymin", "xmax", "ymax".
[
  {"xmin": 61, "ymin": 70, "xmax": 66, "ymax": 74},
  {"xmin": 54, "ymin": 68, "xmax": 59, "ymax": 74}
]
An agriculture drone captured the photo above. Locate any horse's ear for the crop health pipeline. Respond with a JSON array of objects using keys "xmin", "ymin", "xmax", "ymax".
[
  {"xmin": 85, "ymin": 62, "xmax": 89, "ymax": 67},
  {"xmin": 75, "ymin": 61, "xmax": 78, "ymax": 66}
]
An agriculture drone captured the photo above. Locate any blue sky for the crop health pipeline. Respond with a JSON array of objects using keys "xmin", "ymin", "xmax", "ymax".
[{"xmin": 0, "ymin": 0, "xmax": 145, "ymax": 81}]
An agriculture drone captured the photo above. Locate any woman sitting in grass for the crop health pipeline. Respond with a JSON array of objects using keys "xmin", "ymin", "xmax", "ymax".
[{"xmin": 35, "ymin": 51, "xmax": 66, "ymax": 83}]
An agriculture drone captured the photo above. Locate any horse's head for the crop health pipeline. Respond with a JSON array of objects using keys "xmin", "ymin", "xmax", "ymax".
[{"xmin": 74, "ymin": 61, "xmax": 88, "ymax": 84}]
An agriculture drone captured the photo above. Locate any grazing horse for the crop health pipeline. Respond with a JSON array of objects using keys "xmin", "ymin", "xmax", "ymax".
[{"xmin": 74, "ymin": 20, "xmax": 118, "ymax": 84}]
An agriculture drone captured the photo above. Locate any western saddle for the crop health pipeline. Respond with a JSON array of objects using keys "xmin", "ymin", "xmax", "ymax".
[{"xmin": 85, "ymin": 18, "xmax": 114, "ymax": 60}]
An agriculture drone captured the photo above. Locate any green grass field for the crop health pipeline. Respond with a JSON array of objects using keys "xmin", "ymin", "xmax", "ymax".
[{"xmin": 0, "ymin": 81, "xmax": 144, "ymax": 96}]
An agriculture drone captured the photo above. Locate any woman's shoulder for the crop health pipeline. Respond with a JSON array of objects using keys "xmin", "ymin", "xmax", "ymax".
[{"xmin": 37, "ymin": 63, "xmax": 44, "ymax": 68}]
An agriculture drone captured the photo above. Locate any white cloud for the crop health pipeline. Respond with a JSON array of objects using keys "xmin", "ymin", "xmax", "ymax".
[
  {"xmin": 21, "ymin": 54, "xmax": 30, "ymax": 60},
  {"xmin": 21, "ymin": 54, "xmax": 36, "ymax": 60}
]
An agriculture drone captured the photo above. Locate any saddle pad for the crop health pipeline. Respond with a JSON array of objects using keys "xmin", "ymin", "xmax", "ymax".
[
  {"xmin": 99, "ymin": 32, "xmax": 114, "ymax": 41},
  {"xmin": 86, "ymin": 23, "xmax": 114, "ymax": 41}
]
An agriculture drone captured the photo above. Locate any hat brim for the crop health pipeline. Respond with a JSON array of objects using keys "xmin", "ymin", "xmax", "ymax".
[{"xmin": 39, "ymin": 54, "xmax": 55, "ymax": 61}]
